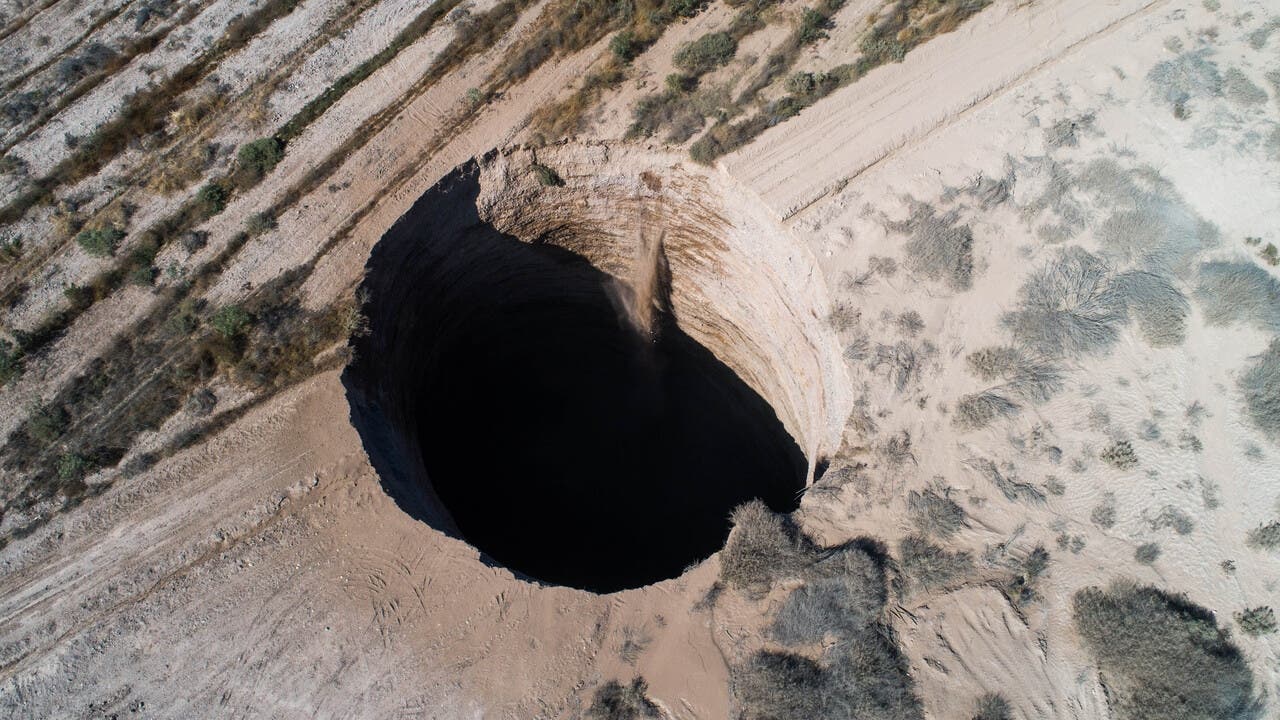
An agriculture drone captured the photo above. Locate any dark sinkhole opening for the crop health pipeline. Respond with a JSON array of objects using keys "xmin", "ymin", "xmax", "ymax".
[{"xmin": 344, "ymin": 161, "xmax": 806, "ymax": 593}]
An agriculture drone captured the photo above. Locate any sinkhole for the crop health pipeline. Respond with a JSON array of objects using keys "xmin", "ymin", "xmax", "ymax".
[{"xmin": 343, "ymin": 144, "xmax": 852, "ymax": 592}]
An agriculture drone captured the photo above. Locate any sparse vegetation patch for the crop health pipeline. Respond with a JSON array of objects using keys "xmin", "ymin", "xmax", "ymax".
[
  {"xmin": 1234, "ymin": 607, "xmax": 1277, "ymax": 637},
  {"xmin": 1246, "ymin": 520, "xmax": 1280, "ymax": 551},
  {"xmin": 721, "ymin": 502, "xmax": 922, "ymax": 719}
]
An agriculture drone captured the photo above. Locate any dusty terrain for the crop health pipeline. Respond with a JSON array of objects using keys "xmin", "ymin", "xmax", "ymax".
[{"xmin": 0, "ymin": 0, "xmax": 1278, "ymax": 717}]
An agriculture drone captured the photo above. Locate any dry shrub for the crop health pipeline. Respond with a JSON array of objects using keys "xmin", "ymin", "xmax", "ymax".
[
  {"xmin": 971, "ymin": 693, "xmax": 1012, "ymax": 720},
  {"xmin": 966, "ymin": 346, "xmax": 1022, "ymax": 380},
  {"xmin": 1240, "ymin": 338, "xmax": 1280, "ymax": 440},
  {"xmin": 771, "ymin": 544, "xmax": 887, "ymax": 645},
  {"xmin": 954, "ymin": 391, "xmax": 1018, "ymax": 430},
  {"xmin": 719, "ymin": 499, "xmax": 812, "ymax": 593},
  {"xmin": 898, "ymin": 534, "xmax": 972, "ymax": 591},
  {"xmin": 673, "ymin": 32, "xmax": 737, "ymax": 76},
  {"xmin": 1134, "ymin": 542, "xmax": 1161, "ymax": 565},
  {"xmin": 907, "ymin": 487, "xmax": 966, "ymax": 538},
  {"xmin": 1004, "ymin": 545, "xmax": 1050, "ymax": 606},
  {"xmin": 965, "ymin": 457, "xmax": 1044, "ymax": 503},
  {"xmin": 1246, "ymin": 520, "xmax": 1280, "ymax": 551},
  {"xmin": 1002, "ymin": 247, "xmax": 1126, "ymax": 357},
  {"xmin": 167, "ymin": 92, "xmax": 227, "ymax": 135},
  {"xmin": 1114, "ymin": 270, "xmax": 1189, "ymax": 347},
  {"xmin": 1101, "ymin": 440, "xmax": 1138, "ymax": 470},
  {"xmin": 733, "ymin": 636, "xmax": 921, "ymax": 720},
  {"xmin": 587, "ymin": 678, "xmax": 660, "ymax": 719},
  {"xmin": 1148, "ymin": 505, "xmax": 1194, "ymax": 536},
  {"xmin": 1196, "ymin": 261, "xmax": 1280, "ymax": 334},
  {"xmin": 1073, "ymin": 581, "xmax": 1262, "ymax": 720},
  {"xmin": 148, "ymin": 151, "xmax": 205, "ymax": 194},
  {"xmin": 734, "ymin": 651, "xmax": 827, "ymax": 719},
  {"xmin": 888, "ymin": 202, "xmax": 974, "ymax": 291}
]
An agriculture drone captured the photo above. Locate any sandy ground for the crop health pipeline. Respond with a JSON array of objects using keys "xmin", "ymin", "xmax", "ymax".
[{"xmin": 1, "ymin": 0, "xmax": 1279, "ymax": 717}]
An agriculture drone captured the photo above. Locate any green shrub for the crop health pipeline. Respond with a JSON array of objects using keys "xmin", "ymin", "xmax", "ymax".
[
  {"xmin": 0, "ymin": 232, "xmax": 22, "ymax": 263},
  {"xmin": 1234, "ymin": 606, "xmax": 1277, "ymax": 637},
  {"xmin": 665, "ymin": 72, "xmax": 696, "ymax": 93},
  {"xmin": 128, "ymin": 264, "xmax": 157, "ymax": 286},
  {"xmin": 797, "ymin": 6, "xmax": 834, "ymax": 45},
  {"xmin": 785, "ymin": 71, "xmax": 817, "ymax": 96},
  {"xmin": 666, "ymin": 0, "xmax": 708, "ymax": 18},
  {"xmin": 1092, "ymin": 494, "xmax": 1117, "ymax": 528},
  {"xmin": 0, "ymin": 339, "xmax": 22, "ymax": 386},
  {"xmin": 861, "ymin": 34, "xmax": 906, "ymax": 64},
  {"xmin": 610, "ymin": 30, "xmax": 639, "ymax": 61},
  {"xmin": 210, "ymin": 305, "xmax": 252, "ymax": 338},
  {"xmin": 673, "ymin": 32, "xmax": 736, "ymax": 76},
  {"xmin": 1072, "ymin": 581, "xmax": 1261, "ymax": 720},
  {"xmin": 56, "ymin": 452, "xmax": 91, "ymax": 481},
  {"xmin": 75, "ymin": 226, "xmax": 125, "ymax": 257},
  {"xmin": 196, "ymin": 182, "xmax": 228, "ymax": 216},
  {"xmin": 28, "ymin": 404, "xmax": 69, "ymax": 445},
  {"xmin": 238, "ymin": 137, "xmax": 284, "ymax": 178},
  {"xmin": 954, "ymin": 390, "xmax": 1018, "ymax": 429}
]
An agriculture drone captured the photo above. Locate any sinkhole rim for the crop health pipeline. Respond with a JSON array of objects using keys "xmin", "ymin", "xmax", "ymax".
[{"xmin": 342, "ymin": 143, "xmax": 851, "ymax": 593}]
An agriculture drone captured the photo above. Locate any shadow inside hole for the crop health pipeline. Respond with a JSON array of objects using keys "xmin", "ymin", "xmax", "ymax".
[{"xmin": 343, "ymin": 159, "xmax": 806, "ymax": 592}]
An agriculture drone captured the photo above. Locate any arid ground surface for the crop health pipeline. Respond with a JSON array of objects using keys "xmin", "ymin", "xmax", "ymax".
[{"xmin": 0, "ymin": 0, "xmax": 1278, "ymax": 717}]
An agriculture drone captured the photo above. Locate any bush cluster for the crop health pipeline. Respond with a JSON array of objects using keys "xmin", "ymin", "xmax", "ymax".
[
  {"xmin": 673, "ymin": 32, "xmax": 737, "ymax": 76},
  {"xmin": 1072, "ymin": 581, "xmax": 1261, "ymax": 720},
  {"xmin": 75, "ymin": 226, "xmax": 126, "ymax": 257}
]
